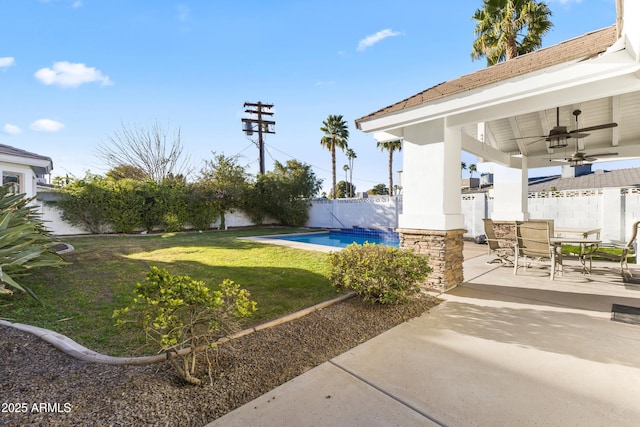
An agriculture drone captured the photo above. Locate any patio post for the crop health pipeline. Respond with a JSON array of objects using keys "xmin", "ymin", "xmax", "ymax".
[{"xmin": 395, "ymin": 119, "xmax": 465, "ymax": 291}]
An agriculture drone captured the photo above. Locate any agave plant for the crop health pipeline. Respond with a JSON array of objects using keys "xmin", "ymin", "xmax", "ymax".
[{"xmin": 0, "ymin": 185, "xmax": 67, "ymax": 300}]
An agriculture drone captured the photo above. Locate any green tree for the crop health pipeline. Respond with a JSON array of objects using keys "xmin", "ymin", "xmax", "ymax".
[
  {"xmin": 0, "ymin": 186, "xmax": 66, "ymax": 300},
  {"xmin": 376, "ymin": 139, "xmax": 402, "ymax": 196},
  {"xmin": 461, "ymin": 161, "xmax": 467, "ymax": 177},
  {"xmin": 320, "ymin": 115, "xmax": 349, "ymax": 199},
  {"xmin": 200, "ymin": 153, "xmax": 249, "ymax": 230},
  {"xmin": 471, "ymin": 0, "xmax": 553, "ymax": 66},
  {"xmin": 334, "ymin": 180, "xmax": 356, "ymax": 199},
  {"xmin": 368, "ymin": 183, "xmax": 389, "ymax": 196},
  {"xmin": 245, "ymin": 160, "xmax": 322, "ymax": 226},
  {"xmin": 106, "ymin": 164, "xmax": 147, "ymax": 181}
]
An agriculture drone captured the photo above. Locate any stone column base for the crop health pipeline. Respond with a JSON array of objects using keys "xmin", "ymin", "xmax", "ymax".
[{"xmin": 397, "ymin": 228, "xmax": 465, "ymax": 292}]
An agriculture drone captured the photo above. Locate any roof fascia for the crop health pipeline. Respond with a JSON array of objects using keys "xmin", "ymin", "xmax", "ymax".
[
  {"xmin": 359, "ymin": 49, "xmax": 639, "ymax": 134},
  {"xmin": 0, "ymin": 153, "xmax": 53, "ymax": 173}
]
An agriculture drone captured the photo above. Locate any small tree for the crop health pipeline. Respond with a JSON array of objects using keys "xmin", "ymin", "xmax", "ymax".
[
  {"xmin": 114, "ymin": 266, "xmax": 257, "ymax": 385},
  {"xmin": 97, "ymin": 121, "xmax": 192, "ymax": 183},
  {"xmin": 368, "ymin": 183, "xmax": 389, "ymax": 196},
  {"xmin": 245, "ymin": 160, "xmax": 322, "ymax": 227},
  {"xmin": 200, "ymin": 153, "xmax": 249, "ymax": 230},
  {"xmin": 333, "ymin": 180, "xmax": 355, "ymax": 199}
]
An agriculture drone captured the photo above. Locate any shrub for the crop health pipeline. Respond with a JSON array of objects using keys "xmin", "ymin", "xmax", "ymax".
[
  {"xmin": 113, "ymin": 266, "xmax": 257, "ymax": 385},
  {"xmin": 327, "ymin": 243, "xmax": 432, "ymax": 304},
  {"xmin": 0, "ymin": 186, "xmax": 67, "ymax": 300}
]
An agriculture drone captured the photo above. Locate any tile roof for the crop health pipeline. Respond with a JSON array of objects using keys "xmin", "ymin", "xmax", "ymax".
[
  {"xmin": 0, "ymin": 144, "xmax": 52, "ymax": 163},
  {"xmin": 528, "ymin": 167, "xmax": 640, "ymax": 192},
  {"xmin": 355, "ymin": 25, "xmax": 618, "ymax": 128}
]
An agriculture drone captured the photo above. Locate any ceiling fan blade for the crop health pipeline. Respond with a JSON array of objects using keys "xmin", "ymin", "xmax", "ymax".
[
  {"xmin": 585, "ymin": 152, "xmax": 619, "ymax": 158},
  {"xmin": 567, "ymin": 132, "xmax": 589, "ymax": 139},
  {"xmin": 572, "ymin": 123, "xmax": 618, "ymax": 133},
  {"xmin": 525, "ymin": 137, "xmax": 547, "ymax": 145}
]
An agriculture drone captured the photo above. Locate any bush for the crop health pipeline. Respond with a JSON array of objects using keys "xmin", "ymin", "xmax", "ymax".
[
  {"xmin": 113, "ymin": 266, "xmax": 257, "ymax": 385},
  {"xmin": 327, "ymin": 243, "xmax": 432, "ymax": 304}
]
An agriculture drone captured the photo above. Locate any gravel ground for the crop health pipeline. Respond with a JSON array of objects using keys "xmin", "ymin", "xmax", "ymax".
[{"xmin": 1, "ymin": 294, "xmax": 439, "ymax": 427}]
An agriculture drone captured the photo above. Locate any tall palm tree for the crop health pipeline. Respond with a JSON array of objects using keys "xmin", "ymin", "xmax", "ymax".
[
  {"xmin": 471, "ymin": 0, "xmax": 553, "ymax": 66},
  {"xmin": 377, "ymin": 139, "xmax": 402, "ymax": 196},
  {"xmin": 346, "ymin": 148, "xmax": 357, "ymax": 197},
  {"xmin": 320, "ymin": 115, "xmax": 349, "ymax": 199},
  {"xmin": 469, "ymin": 163, "xmax": 478, "ymax": 188},
  {"xmin": 461, "ymin": 161, "xmax": 467, "ymax": 177}
]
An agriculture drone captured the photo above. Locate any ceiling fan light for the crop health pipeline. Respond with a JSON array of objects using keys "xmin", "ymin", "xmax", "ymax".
[
  {"xmin": 548, "ymin": 136, "xmax": 568, "ymax": 149},
  {"xmin": 569, "ymin": 158, "xmax": 584, "ymax": 167}
]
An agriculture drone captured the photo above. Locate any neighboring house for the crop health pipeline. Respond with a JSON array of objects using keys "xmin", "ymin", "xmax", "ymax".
[
  {"xmin": 0, "ymin": 144, "xmax": 53, "ymax": 198},
  {"xmin": 528, "ymin": 165, "xmax": 640, "ymax": 192}
]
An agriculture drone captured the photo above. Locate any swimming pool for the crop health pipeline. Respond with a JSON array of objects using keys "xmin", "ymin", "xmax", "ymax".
[{"xmin": 268, "ymin": 228, "xmax": 400, "ymax": 249}]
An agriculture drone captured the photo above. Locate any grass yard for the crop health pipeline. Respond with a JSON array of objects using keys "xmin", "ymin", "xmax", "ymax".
[{"xmin": 0, "ymin": 228, "xmax": 337, "ymax": 356}]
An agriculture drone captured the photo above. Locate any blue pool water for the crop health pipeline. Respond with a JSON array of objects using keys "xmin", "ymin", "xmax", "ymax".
[{"xmin": 271, "ymin": 228, "xmax": 400, "ymax": 249}]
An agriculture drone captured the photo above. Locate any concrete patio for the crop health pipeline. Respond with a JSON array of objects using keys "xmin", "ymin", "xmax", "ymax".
[{"xmin": 209, "ymin": 244, "xmax": 640, "ymax": 426}]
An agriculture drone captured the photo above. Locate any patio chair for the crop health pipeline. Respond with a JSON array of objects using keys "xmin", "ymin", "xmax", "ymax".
[
  {"xmin": 590, "ymin": 220, "xmax": 640, "ymax": 282},
  {"xmin": 482, "ymin": 219, "xmax": 514, "ymax": 266},
  {"xmin": 514, "ymin": 220, "xmax": 562, "ymax": 280}
]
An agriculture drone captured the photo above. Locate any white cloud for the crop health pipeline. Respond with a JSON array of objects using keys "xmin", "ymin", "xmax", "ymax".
[
  {"xmin": 3, "ymin": 124, "xmax": 21, "ymax": 134},
  {"xmin": 0, "ymin": 57, "xmax": 15, "ymax": 69},
  {"xmin": 316, "ymin": 80, "xmax": 335, "ymax": 86},
  {"xmin": 34, "ymin": 61, "xmax": 112, "ymax": 88},
  {"xmin": 357, "ymin": 29, "xmax": 401, "ymax": 52},
  {"xmin": 30, "ymin": 119, "xmax": 65, "ymax": 132},
  {"xmin": 72, "ymin": 0, "xmax": 83, "ymax": 8}
]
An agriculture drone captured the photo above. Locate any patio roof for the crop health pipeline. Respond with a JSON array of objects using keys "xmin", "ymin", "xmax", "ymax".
[
  {"xmin": 355, "ymin": 26, "xmax": 618, "ymax": 127},
  {"xmin": 355, "ymin": 19, "xmax": 640, "ymax": 170}
]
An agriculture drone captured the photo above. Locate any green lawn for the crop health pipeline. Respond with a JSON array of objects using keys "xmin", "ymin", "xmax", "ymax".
[{"xmin": 0, "ymin": 228, "xmax": 337, "ymax": 356}]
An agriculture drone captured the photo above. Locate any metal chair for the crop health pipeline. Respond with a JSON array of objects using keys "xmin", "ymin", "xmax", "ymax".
[
  {"xmin": 591, "ymin": 220, "xmax": 640, "ymax": 281},
  {"xmin": 514, "ymin": 220, "xmax": 562, "ymax": 280},
  {"xmin": 482, "ymin": 219, "xmax": 514, "ymax": 266}
]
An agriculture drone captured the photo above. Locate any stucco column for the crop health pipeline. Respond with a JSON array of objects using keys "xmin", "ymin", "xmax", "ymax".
[
  {"xmin": 396, "ymin": 119, "xmax": 465, "ymax": 291},
  {"xmin": 488, "ymin": 157, "xmax": 530, "ymax": 221}
]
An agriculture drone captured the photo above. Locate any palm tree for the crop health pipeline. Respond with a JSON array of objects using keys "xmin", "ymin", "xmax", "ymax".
[
  {"xmin": 377, "ymin": 139, "xmax": 402, "ymax": 196},
  {"xmin": 461, "ymin": 162, "xmax": 467, "ymax": 177},
  {"xmin": 469, "ymin": 163, "xmax": 478, "ymax": 188},
  {"xmin": 346, "ymin": 148, "xmax": 356, "ymax": 197},
  {"xmin": 320, "ymin": 115, "xmax": 349, "ymax": 199},
  {"xmin": 471, "ymin": 0, "xmax": 553, "ymax": 66}
]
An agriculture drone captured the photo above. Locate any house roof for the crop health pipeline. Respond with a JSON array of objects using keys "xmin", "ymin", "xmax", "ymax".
[
  {"xmin": 0, "ymin": 144, "xmax": 53, "ymax": 174},
  {"xmin": 528, "ymin": 167, "xmax": 640, "ymax": 192},
  {"xmin": 355, "ymin": 25, "xmax": 618, "ymax": 128}
]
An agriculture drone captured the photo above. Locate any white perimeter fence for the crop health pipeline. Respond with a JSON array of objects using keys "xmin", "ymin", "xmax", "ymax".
[{"xmin": 38, "ymin": 187, "xmax": 640, "ymax": 244}]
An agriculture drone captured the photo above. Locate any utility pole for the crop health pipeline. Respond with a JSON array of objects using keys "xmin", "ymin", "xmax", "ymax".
[{"xmin": 241, "ymin": 102, "xmax": 275, "ymax": 175}]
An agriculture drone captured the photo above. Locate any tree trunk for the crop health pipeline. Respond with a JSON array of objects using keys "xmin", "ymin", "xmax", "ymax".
[
  {"xmin": 331, "ymin": 147, "xmax": 337, "ymax": 199},
  {"xmin": 388, "ymin": 151, "xmax": 394, "ymax": 196}
]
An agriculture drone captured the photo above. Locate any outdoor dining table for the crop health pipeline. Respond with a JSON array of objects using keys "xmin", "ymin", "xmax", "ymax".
[
  {"xmin": 554, "ymin": 227, "xmax": 601, "ymax": 239},
  {"xmin": 550, "ymin": 236, "xmax": 602, "ymax": 275}
]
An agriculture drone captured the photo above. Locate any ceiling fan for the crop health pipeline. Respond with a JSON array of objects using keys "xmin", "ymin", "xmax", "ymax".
[
  {"xmin": 558, "ymin": 109, "xmax": 618, "ymax": 167},
  {"xmin": 515, "ymin": 107, "xmax": 618, "ymax": 149}
]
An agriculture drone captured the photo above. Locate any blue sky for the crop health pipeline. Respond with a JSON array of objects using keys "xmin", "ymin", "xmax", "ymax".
[{"xmin": 0, "ymin": 0, "xmax": 626, "ymax": 194}]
